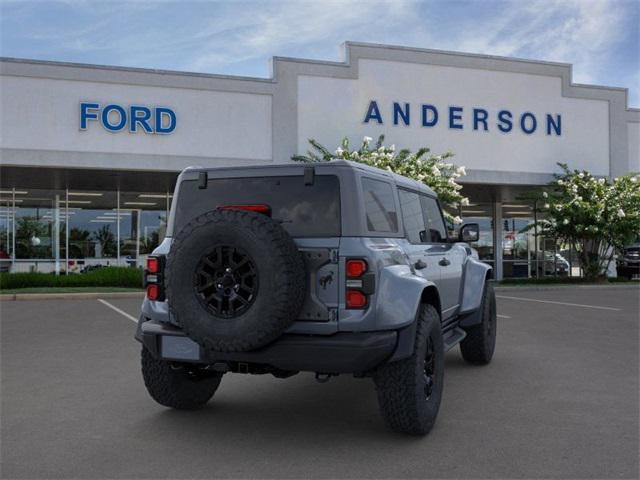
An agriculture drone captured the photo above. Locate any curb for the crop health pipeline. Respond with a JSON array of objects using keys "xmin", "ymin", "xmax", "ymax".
[{"xmin": 0, "ymin": 291, "xmax": 145, "ymax": 301}]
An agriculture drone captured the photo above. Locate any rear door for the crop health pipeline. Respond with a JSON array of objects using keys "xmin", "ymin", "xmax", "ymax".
[
  {"xmin": 420, "ymin": 195, "xmax": 464, "ymax": 319},
  {"xmin": 398, "ymin": 189, "xmax": 441, "ymax": 283}
]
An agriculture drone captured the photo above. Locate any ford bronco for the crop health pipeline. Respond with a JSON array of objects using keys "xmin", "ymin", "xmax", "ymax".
[{"xmin": 135, "ymin": 160, "xmax": 497, "ymax": 435}]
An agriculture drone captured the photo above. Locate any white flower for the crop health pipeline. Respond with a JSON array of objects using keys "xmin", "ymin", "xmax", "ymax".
[
  {"xmin": 431, "ymin": 166, "xmax": 441, "ymax": 176},
  {"xmin": 557, "ymin": 179, "xmax": 564, "ymax": 185},
  {"xmin": 544, "ymin": 203, "xmax": 550, "ymax": 209},
  {"xmin": 335, "ymin": 147, "xmax": 344, "ymax": 156},
  {"xmin": 555, "ymin": 205, "xmax": 562, "ymax": 211},
  {"xmin": 618, "ymin": 209, "xmax": 626, "ymax": 218},
  {"xmin": 363, "ymin": 136, "xmax": 372, "ymax": 143},
  {"xmin": 578, "ymin": 172, "xmax": 584, "ymax": 178},
  {"xmin": 460, "ymin": 198, "xmax": 470, "ymax": 206},
  {"xmin": 631, "ymin": 176, "xmax": 638, "ymax": 183},
  {"xmin": 453, "ymin": 216, "xmax": 463, "ymax": 225},
  {"xmin": 351, "ymin": 151, "xmax": 359, "ymax": 159},
  {"xmin": 390, "ymin": 144, "xmax": 395, "ymax": 152},
  {"xmin": 542, "ymin": 191, "xmax": 548, "ymax": 198},
  {"xmin": 448, "ymin": 177, "xmax": 457, "ymax": 185},
  {"xmin": 563, "ymin": 219, "xmax": 569, "ymax": 225},
  {"xmin": 576, "ymin": 196, "xmax": 582, "ymax": 202},
  {"xmin": 456, "ymin": 166, "xmax": 467, "ymax": 176},
  {"xmin": 598, "ymin": 178, "xmax": 605, "ymax": 184}
]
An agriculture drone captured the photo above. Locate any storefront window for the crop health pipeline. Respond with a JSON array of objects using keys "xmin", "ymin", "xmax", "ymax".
[
  {"xmin": 460, "ymin": 203, "xmax": 494, "ymax": 267},
  {"xmin": 64, "ymin": 190, "xmax": 118, "ymax": 272},
  {"xmin": 501, "ymin": 203, "xmax": 535, "ymax": 278},
  {"xmin": 0, "ymin": 187, "xmax": 172, "ymax": 273},
  {"xmin": 446, "ymin": 202, "xmax": 495, "ymax": 267},
  {"xmin": 120, "ymin": 191, "xmax": 169, "ymax": 266},
  {"xmin": 0, "ymin": 193, "xmax": 16, "ymax": 272},
  {"xmin": 12, "ymin": 189, "xmax": 69, "ymax": 272}
]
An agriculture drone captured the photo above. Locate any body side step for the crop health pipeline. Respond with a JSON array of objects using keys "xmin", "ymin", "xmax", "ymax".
[{"xmin": 442, "ymin": 327, "xmax": 466, "ymax": 352}]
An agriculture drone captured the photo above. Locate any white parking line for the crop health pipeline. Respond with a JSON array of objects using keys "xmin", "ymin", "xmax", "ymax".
[
  {"xmin": 97, "ymin": 299, "xmax": 138, "ymax": 323},
  {"xmin": 496, "ymin": 295, "xmax": 621, "ymax": 311},
  {"xmin": 497, "ymin": 314, "xmax": 511, "ymax": 319}
]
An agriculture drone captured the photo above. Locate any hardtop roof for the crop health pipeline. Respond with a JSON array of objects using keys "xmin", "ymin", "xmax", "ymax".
[{"xmin": 184, "ymin": 160, "xmax": 436, "ymax": 197}]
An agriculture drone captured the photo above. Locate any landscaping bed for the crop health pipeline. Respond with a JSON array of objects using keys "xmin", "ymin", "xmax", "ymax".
[{"xmin": 0, "ymin": 267, "xmax": 143, "ymax": 290}]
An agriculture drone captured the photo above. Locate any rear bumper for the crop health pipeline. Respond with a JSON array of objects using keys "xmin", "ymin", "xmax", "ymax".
[{"xmin": 136, "ymin": 318, "xmax": 397, "ymax": 374}]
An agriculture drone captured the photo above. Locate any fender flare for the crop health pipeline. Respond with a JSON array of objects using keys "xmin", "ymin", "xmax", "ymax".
[
  {"xmin": 458, "ymin": 257, "xmax": 492, "ymax": 328},
  {"xmin": 376, "ymin": 266, "xmax": 441, "ymax": 362}
]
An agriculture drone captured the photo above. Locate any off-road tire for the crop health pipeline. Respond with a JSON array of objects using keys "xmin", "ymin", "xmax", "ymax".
[
  {"xmin": 141, "ymin": 347, "xmax": 223, "ymax": 410},
  {"xmin": 166, "ymin": 209, "xmax": 306, "ymax": 352},
  {"xmin": 373, "ymin": 304, "xmax": 444, "ymax": 435},
  {"xmin": 460, "ymin": 281, "xmax": 497, "ymax": 365}
]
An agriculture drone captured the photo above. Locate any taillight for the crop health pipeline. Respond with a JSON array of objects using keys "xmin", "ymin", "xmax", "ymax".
[
  {"xmin": 346, "ymin": 259, "xmax": 367, "ymax": 278},
  {"xmin": 219, "ymin": 204, "xmax": 271, "ymax": 216},
  {"xmin": 146, "ymin": 284, "xmax": 160, "ymax": 301},
  {"xmin": 345, "ymin": 258, "xmax": 374, "ymax": 309},
  {"xmin": 147, "ymin": 256, "xmax": 160, "ymax": 274},
  {"xmin": 346, "ymin": 289, "xmax": 367, "ymax": 309},
  {"xmin": 145, "ymin": 256, "xmax": 165, "ymax": 301}
]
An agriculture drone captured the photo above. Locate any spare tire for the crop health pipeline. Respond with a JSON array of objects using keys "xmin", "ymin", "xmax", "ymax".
[{"xmin": 166, "ymin": 209, "xmax": 306, "ymax": 352}]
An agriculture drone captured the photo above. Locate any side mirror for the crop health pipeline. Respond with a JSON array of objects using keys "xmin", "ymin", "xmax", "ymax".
[{"xmin": 459, "ymin": 223, "xmax": 479, "ymax": 243}]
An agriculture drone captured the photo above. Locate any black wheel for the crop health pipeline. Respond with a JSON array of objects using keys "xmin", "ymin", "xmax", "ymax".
[
  {"xmin": 166, "ymin": 209, "xmax": 306, "ymax": 352},
  {"xmin": 373, "ymin": 304, "xmax": 444, "ymax": 435},
  {"xmin": 141, "ymin": 347, "xmax": 223, "ymax": 410},
  {"xmin": 460, "ymin": 281, "xmax": 497, "ymax": 365}
]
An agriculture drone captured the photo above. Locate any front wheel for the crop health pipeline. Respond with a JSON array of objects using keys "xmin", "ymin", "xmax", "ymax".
[
  {"xmin": 373, "ymin": 304, "xmax": 444, "ymax": 435},
  {"xmin": 141, "ymin": 347, "xmax": 223, "ymax": 410},
  {"xmin": 460, "ymin": 281, "xmax": 497, "ymax": 365}
]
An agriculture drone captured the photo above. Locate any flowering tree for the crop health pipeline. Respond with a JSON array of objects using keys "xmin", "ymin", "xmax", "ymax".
[
  {"xmin": 292, "ymin": 135, "xmax": 469, "ymax": 224},
  {"xmin": 536, "ymin": 163, "xmax": 640, "ymax": 280}
]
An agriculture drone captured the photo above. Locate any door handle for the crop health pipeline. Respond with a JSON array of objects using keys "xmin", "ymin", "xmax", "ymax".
[
  {"xmin": 414, "ymin": 259, "xmax": 427, "ymax": 270},
  {"xmin": 439, "ymin": 257, "xmax": 451, "ymax": 267}
]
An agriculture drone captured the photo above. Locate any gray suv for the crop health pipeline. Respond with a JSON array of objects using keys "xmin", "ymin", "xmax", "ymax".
[{"xmin": 136, "ymin": 160, "xmax": 497, "ymax": 435}]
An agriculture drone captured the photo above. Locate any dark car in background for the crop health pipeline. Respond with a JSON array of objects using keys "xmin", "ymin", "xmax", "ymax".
[{"xmin": 617, "ymin": 242, "xmax": 640, "ymax": 280}]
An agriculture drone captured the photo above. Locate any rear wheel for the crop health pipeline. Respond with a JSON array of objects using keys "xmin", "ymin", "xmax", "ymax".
[
  {"xmin": 460, "ymin": 282, "xmax": 497, "ymax": 365},
  {"xmin": 373, "ymin": 304, "xmax": 444, "ymax": 435},
  {"xmin": 141, "ymin": 347, "xmax": 223, "ymax": 410}
]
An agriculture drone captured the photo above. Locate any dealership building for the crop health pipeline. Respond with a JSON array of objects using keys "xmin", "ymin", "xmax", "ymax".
[{"xmin": 1, "ymin": 42, "xmax": 638, "ymax": 279}]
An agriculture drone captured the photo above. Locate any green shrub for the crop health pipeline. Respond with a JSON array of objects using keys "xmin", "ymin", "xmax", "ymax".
[
  {"xmin": 0, "ymin": 267, "xmax": 143, "ymax": 290},
  {"xmin": 499, "ymin": 276, "xmax": 635, "ymax": 285}
]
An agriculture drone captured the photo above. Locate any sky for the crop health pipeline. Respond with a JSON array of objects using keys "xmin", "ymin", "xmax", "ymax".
[{"xmin": 1, "ymin": 0, "xmax": 639, "ymax": 106}]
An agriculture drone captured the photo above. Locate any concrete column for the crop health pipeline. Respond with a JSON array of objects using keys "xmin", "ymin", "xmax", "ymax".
[
  {"xmin": 116, "ymin": 189, "xmax": 120, "ymax": 266},
  {"xmin": 494, "ymin": 200, "xmax": 503, "ymax": 280},
  {"xmin": 54, "ymin": 194, "xmax": 60, "ymax": 275}
]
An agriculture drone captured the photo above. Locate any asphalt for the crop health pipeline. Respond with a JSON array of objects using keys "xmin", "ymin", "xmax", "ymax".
[{"xmin": 1, "ymin": 287, "xmax": 638, "ymax": 479}]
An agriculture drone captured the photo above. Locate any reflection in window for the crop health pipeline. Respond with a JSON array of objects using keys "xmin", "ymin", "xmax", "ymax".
[
  {"xmin": 399, "ymin": 189, "xmax": 425, "ymax": 243},
  {"xmin": 420, "ymin": 196, "xmax": 447, "ymax": 242},
  {"xmin": 361, "ymin": 177, "xmax": 398, "ymax": 233},
  {"xmin": 456, "ymin": 203, "xmax": 495, "ymax": 263},
  {"xmin": 502, "ymin": 203, "xmax": 535, "ymax": 278}
]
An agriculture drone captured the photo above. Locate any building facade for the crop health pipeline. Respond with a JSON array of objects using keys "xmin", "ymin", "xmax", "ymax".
[{"xmin": 1, "ymin": 42, "xmax": 638, "ymax": 278}]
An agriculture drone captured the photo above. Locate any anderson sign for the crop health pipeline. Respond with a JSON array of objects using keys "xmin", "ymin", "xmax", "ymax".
[{"xmin": 363, "ymin": 100, "xmax": 562, "ymax": 136}]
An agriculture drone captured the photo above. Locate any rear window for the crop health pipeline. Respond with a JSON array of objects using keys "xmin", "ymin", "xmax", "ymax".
[{"xmin": 174, "ymin": 175, "xmax": 341, "ymax": 237}]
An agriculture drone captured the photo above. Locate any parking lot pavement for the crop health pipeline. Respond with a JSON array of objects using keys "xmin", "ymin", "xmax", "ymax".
[{"xmin": 1, "ymin": 287, "xmax": 638, "ymax": 479}]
